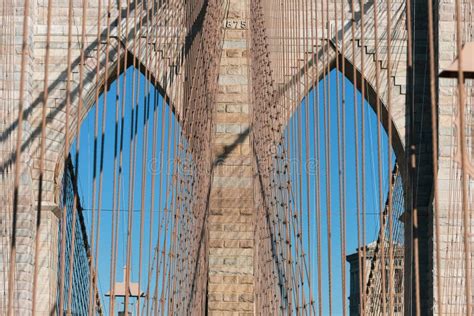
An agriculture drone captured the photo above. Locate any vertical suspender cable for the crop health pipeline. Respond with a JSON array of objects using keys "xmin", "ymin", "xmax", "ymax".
[
  {"xmin": 124, "ymin": 0, "xmax": 141, "ymax": 311},
  {"xmin": 7, "ymin": 0, "xmax": 30, "ymax": 313},
  {"xmin": 66, "ymin": 0, "xmax": 89, "ymax": 312},
  {"xmin": 32, "ymin": 0, "xmax": 52, "ymax": 313},
  {"xmin": 426, "ymin": 0, "xmax": 444, "ymax": 312},
  {"xmin": 88, "ymin": 0, "xmax": 103, "ymax": 312},
  {"xmin": 454, "ymin": 0, "xmax": 472, "ymax": 313},
  {"xmin": 109, "ymin": 1, "xmax": 126, "ymax": 313},
  {"xmin": 339, "ymin": 1, "xmax": 348, "ymax": 314},
  {"xmin": 348, "ymin": 0, "xmax": 364, "ymax": 312},
  {"xmin": 358, "ymin": 0, "xmax": 369, "ymax": 310},
  {"xmin": 333, "ymin": 0, "xmax": 347, "ymax": 313},
  {"xmin": 58, "ymin": 0, "xmax": 74, "ymax": 313},
  {"xmin": 386, "ymin": 0, "xmax": 396, "ymax": 312},
  {"xmin": 371, "ymin": 0, "xmax": 387, "ymax": 312},
  {"xmin": 323, "ymin": 0, "xmax": 333, "ymax": 310},
  {"xmin": 137, "ymin": 0, "xmax": 152, "ymax": 313},
  {"xmin": 405, "ymin": 0, "xmax": 422, "ymax": 309}
]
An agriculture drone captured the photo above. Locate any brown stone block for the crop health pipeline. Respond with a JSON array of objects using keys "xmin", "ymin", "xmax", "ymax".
[
  {"xmin": 211, "ymin": 188, "xmax": 253, "ymax": 199},
  {"xmin": 210, "ymin": 223, "xmax": 224, "ymax": 231},
  {"xmin": 209, "ymin": 257, "xmax": 224, "ymax": 266},
  {"xmin": 226, "ymin": 49, "xmax": 243, "ymax": 58},
  {"xmin": 240, "ymin": 209, "xmax": 254, "ymax": 215},
  {"xmin": 216, "ymin": 104, "xmax": 227, "ymax": 113},
  {"xmin": 226, "ymin": 85, "xmax": 242, "ymax": 94},
  {"xmin": 240, "ymin": 240, "xmax": 254, "ymax": 248},
  {"xmin": 209, "ymin": 239, "xmax": 224, "ymax": 248},
  {"xmin": 240, "ymin": 144, "xmax": 251, "ymax": 155},
  {"xmin": 209, "ymin": 231, "xmax": 254, "ymax": 240},
  {"xmin": 212, "ymin": 176, "xmax": 253, "ymax": 190},
  {"xmin": 239, "ymin": 276, "xmax": 254, "ymax": 284},
  {"xmin": 213, "ymin": 143, "xmax": 241, "ymax": 158},
  {"xmin": 209, "ymin": 275, "xmax": 224, "ymax": 284},
  {"xmin": 213, "ymin": 133, "xmax": 249, "ymax": 146},
  {"xmin": 209, "ymin": 302, "xmax": 254, "ymax": 311},
  {"xmin": 226, "ymin": 104, "xmax": 245, "ymax": 113},
  {"xmin": 209, "ymin": 265, "xmax": 253, "ymax": 275},
  {"xmin": 211, "ymin": 248, "xmax": 253, "ymax": 257},
  {"xmin": 208, "ymin": 293, "xmax": 223, "ymax": 302},
  {"xmin": 223, "ymin": 293, "xmax": 239, "ymax": 302},
  {"xmin": 211, "ymin": 208, "xmax": 241, "ymax": 216},
  {"xmin": 215, "ymin": 157, "xmax": 252, "ymax": 166},
  {"xmin": 210, "ymin": 209, "xmax": 225, "ymax": 215},
  {"xmin": 220, "ymin": 57, "xmax": 248, "ymax": 66},
  {"xmin": 239, "ymin": 294, "xmax": 254, "ymax": 302},
  {"xmin": 226, "ymin": 65, "xmax": 242, "ymax": 75},
  {"xmin": 208, "ymin": 283, "xmax": 253, "ymax": 294},
  {"xmin": 224, "ymin": 257, "xmax": 238, "ymax": 265},
  {"xmin": 224, "ymin": 224, "xmax": 240, "ymax": 232},
  {"xmin": 223, "ymin": 275, "xmax": 239, "ymax": 284},
  {"xmin": 209, "ymin": 215, "xmax": 241, "ymax": 224},
  {"xmin": 208, "ymin": 310, "xmax": 239, "ymax": 316},
  {"xmin": 215, "ymin": 93, "xmax": 248, "ymax": 103},
  {"xmin": 239, "ymin": 224, "xmax": 254, "ymax": 232},
  {"xmin": 214, "ymin": 113, "xmax": 250, "ymax": 124},
  {"xmin": 226, "ymin": 30, "xmax": 245, "ymax": 39},
  {"xmin": 224, "ymin": 240, "xmax": 239, "ymax": 248},
  {"xmin": 211, "ymin": 198, "xmax": 254, "ymax": 208},
  {"xmin": 219, "ymin": 74, "xmax": 248, "ymax": 85},
  {"xmin": 240, "ymin": 215, "xmax": 254, "ymax": 223},
  {"xmin": 214, "ymin": 164, "xmax": 253, "ymax": 177}
]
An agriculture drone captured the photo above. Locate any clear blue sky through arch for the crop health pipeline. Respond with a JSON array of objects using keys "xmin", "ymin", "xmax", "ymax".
[
  {"xmin": 72, "ymin": 66, "xmax": 397, "ymax": 314},
  {"xmin": 284, "ymin": 68, "xmax": 396, "ymax": 314},
  {"xmin": 72, "ymin": 66, "xmax": 177, "ymax": 315}
]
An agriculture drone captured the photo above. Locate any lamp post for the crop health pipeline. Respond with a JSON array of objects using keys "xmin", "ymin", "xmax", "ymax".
[
  {"xmin": 105, "ymin": 266, "xmax": 145, "ymax": 315},
  {"xmin": 439, "ymin": 42, "xmax": 474, "ymax": 79}
]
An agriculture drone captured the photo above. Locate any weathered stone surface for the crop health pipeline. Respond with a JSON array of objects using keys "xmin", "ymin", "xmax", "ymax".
[
  {"xmin": 208, "ymin": 1, "xmax": 255, "ymax": 312},
  {"xmin": 1, "ymin": 0, "xmax": 471, "ymax": 314}
]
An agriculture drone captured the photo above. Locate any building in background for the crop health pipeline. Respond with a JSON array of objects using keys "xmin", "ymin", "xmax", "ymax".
[{"xmin": 347, "ymin": 241, "xmax": 404, "ymax": 315}]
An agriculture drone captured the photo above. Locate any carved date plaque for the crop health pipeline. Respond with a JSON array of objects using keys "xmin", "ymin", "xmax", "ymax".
[{"xmin": 224, "ymin": 19, "xmax": 247, "ymax": 29}]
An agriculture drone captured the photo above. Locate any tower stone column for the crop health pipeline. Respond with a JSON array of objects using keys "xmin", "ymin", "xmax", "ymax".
[{"xmin": 207, "ymin": 0, "xmax": 255, "ymax": 314}]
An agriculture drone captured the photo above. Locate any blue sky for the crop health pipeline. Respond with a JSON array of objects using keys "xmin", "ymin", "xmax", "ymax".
[
  {"xmin": 287, "ymin": 69, "xmax": 394, "ymax": 313},
  {"xmin": 72, "ymin": 66, "xmax": 178, "ymax": 314},
  {"xmin": 72, "ymin": 66, "xmax": 395, "ymax": 314}
]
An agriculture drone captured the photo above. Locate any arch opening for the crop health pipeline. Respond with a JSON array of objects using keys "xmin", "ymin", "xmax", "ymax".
[
  {"xmin": 54, "ymin": 65, "xmax": 196, "ymax": 315},
  {"xmin": 292, "ymin": 49, "xmax": 406, "ymax": 177},
  {"xmin": 258, "ymin": 68, "xmax": 406, "ymax": 315}
]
